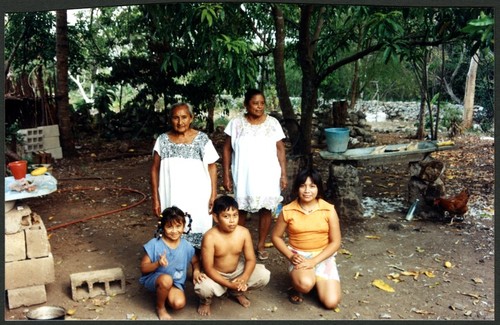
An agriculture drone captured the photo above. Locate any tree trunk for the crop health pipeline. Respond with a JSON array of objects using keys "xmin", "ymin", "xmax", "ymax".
[
  {"xmin": 55, "ymin": 10, "xmax": 75, "ymax": 157},
  {"xmin": 271, "ymin": 4, "xmax": 303, "ymax": 156},
  {"xmin": 272, "ymin": 5, "xmax": 294, "ymax": 121},
  {"xmin": 296, "ymin": 4, "xmax": 320, "ymax": 156},
  {"xmin": 462, "ymin": 50, "xmax": 479, "ymax": 129}
]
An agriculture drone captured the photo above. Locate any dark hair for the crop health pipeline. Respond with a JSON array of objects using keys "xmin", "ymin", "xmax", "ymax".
[
  {"xmin": 243, "ymin": 88, "xmax": 265, "ymax": 106},
  {"xmin": 212, "ymin": 195, "xmax": 239, "ymax": 215},
  {"xmin": 155, "ymin": 206, "xmax": 192, "ymax": 239},
  {"xmin": 291, "ymin": 168, "xmax": 325, "ymax": 200}
]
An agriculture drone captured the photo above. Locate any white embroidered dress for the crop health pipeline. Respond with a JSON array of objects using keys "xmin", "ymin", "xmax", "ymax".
[
  {"xmin": 224, "ymin": 114, "xmax": 285, "ymax": 212},
  {"xmin": 153, "ymin": 131, "xmax": 219, "ymax": 248}
]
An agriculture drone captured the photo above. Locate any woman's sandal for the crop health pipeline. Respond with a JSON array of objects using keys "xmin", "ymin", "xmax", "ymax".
[
  {"xmin": 287, "ymin": 288, "xmax": 303, "ymax": 305},
  {"xmin": 257, "ymin": 250, "xmax": 269, "ymax": 261}
]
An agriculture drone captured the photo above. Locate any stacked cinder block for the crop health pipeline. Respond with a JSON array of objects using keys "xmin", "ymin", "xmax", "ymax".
[
  {"xmin": 17, "ymin": 125, "xmax": 63, "ymax": 160},
  {"xmin": 39, "ymin": 125, "xmax": 63, "ymax": 159},
  {"xmin": 5, "ymin": 205, "xmax": 55, "ymax": 309},
  {"xmin": 17, "ymin": 128, "xmax": 44, "ymax": 155},
  {"xmin": 70, "ymin": 267, "xmax": 126, "ymax": 301}
]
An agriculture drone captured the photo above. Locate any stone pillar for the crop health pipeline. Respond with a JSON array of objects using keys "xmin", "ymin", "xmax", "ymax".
[
  {"xmin": 5, "ymin": 204, "xmax": 55, "ymax": 309},
  {"xmin": 407, "ymin": 156, "xmax": 446, "ymax": 219},
  {"xmin": 326, "ymin": 163, "xmax": 364, "ymax": 220}
]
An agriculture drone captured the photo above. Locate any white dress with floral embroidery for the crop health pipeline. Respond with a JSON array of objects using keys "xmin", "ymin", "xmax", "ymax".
[
  {"xmin": 224, "ymin": 114, "xmax": 285, "ymax": 212},
  {"xmin": 153, "ymin": 131, "xmax": 219, "ymax": 248}
]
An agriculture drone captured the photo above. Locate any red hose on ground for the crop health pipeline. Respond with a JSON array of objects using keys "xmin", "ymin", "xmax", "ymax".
[{"xmin": 46, "ymin": 186, "xmax": 147, "ymax": 232}]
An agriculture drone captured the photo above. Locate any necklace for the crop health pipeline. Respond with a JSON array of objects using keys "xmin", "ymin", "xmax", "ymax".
[{"xmin": 299, "ymin": 201, "xmax": 318, "ymax": 213}]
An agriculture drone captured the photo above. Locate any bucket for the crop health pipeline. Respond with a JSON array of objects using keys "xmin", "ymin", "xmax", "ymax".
[
  {"xmin": 26, "ymin": 306, "xmax": 66, "ymax": 320},
  {"xmin": 7, "ymin": 160, "xmax": 28, "ymax": 180},
  {"xmin": 324, "ymin": 128, "xmax": 350, "ymax": 153}
]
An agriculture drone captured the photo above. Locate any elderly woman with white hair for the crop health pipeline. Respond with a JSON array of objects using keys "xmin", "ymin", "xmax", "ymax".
[{"xmin": 151, "ymin": 102, "xmax": 219, "ymax": 249}]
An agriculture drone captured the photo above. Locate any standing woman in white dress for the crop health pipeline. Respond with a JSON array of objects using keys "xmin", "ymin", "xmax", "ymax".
[
  {"xmin": 222, "ymin": 88, "xmax": 288, "ymax": 260},
  {"xmin": 151, "ymin": 103, "xmax": 219, "ymax": 250}
]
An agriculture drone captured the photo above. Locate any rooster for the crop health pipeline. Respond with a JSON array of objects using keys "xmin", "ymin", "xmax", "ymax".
[{"xmin": 433, "ymin": 188, "xmax": 470, "ymax": 224}]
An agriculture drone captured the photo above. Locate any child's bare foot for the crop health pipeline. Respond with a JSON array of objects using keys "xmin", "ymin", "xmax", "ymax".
[
  {"xmin": 234, "ymin": 294, "xmax": 251, "ymax": 308},
  {"xmin": 197, "ymin": 303, "xmax": 211, "ymax": 316},
  {"xmin": 156, "ymin": 307, "xmax": 172, "ymax": 320}
]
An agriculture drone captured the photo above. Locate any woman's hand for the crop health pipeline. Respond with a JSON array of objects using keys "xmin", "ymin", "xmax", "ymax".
[
  {"xmin": 294, "ymin": 260, "xmax": 315, "ymax": 270},
  {"xmin": 152, "ymin": 199, "xmax": 162, "ymax": 218},
  {"xmin": 290, "ymin": 251, "xmax": 315, "ymax": 270},
  {"xmin": 223, "ymin": 175, "xmax": 233, "ymax": 192},
  {"xmin": 280, "ymin": 176, "xmax": 288, "ymax": 191},
  {"xmin": 289, "ymin": 252, "xmax": 305, "ymax": 265}
]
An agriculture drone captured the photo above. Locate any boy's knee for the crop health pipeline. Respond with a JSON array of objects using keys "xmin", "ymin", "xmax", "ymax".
[
  {"xmin": 261, "ymin": 267, "xmax": 271, "ymax": 285},
  {"xmin": 250, "ymin": 264, "xmax": 270, "ymax": 288},
  {"xmin": 194, "ymin": 282, "xmax": 212, "ymax": 298}
]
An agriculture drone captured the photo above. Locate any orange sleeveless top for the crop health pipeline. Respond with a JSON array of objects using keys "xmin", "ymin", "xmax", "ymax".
[{"xmin": 282, "ymin": 199, "xmax": 334, "ymax": 252}]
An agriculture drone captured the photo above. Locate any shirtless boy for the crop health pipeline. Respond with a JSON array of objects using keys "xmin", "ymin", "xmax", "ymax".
[{"xmin": 194, "ymin": 195, "xmax": 270, "ymax": 316}]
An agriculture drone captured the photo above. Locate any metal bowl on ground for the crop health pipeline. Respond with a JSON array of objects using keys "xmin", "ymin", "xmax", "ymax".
[{"xmin": 26, "ymin": 306, "xmax": 66, "ymax": 320}]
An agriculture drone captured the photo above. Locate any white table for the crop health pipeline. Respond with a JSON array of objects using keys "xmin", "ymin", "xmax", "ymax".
[{"xmin": 4, "ymin": 174, "xmax": 58, "ymax": 210}]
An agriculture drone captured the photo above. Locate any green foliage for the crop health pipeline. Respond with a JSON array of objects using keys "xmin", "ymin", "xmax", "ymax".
[
  {"xmin": 461, "ymin": 11, "xmax": 494, "ymax": 55},
  {"xmin": 5, "ymin": 121, "xmax": 24, "ymax": 147},
  {"xmin": 214, "ymin": 116, "xmax": 229, "ymax": 128},
  {"xmin": 4, "ymin": 4, "xmax": 494, "ymax": 146},
  {"xmin": 437, "ymin": 104, "xmax": 463, "ymax": 130}
]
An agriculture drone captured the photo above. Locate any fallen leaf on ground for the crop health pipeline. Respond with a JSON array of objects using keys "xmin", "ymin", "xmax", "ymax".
[
  {"xmin": 339, "ymin": 248, "xmax": 352, "ymax": 257},
  {"xmin": 354, "ymin": 272, "xmax": 362, "ymax": 279},
  {"xmin": 460, "ymin": 292, "xmax": 481, "ymax": 299},
  {"xmin": 411, "ymin": 308, "xmax": 435, "ymax": 315},
  {"xmin": 66, "ymin": 309, "xmax": 77, "ymax": 316},
  {"xmin": 365, "ymin": 235, "xmax": 381, "ymax": 239},
  {"xmin": 423, "ymin": 270, "xmax": 436, "ymax": 278},
  {"xmin": 472, "ymin": 278, "xmax": 483, "ymax": 284},
  {"xmin": 444, "ymin": 261, "xmax": 453, "ymax": 268},
  {"xmin": 372, "ymin": 279, "xmax": 395, "ymax": 292}
]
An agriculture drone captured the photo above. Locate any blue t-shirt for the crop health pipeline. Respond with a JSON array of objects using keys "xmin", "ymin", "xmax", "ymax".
[{"xmin": 139, "ymin": 237, "xmax": 195, "ymax": 291}]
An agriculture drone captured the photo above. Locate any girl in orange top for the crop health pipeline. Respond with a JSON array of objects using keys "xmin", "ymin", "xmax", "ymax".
[{"xmin": 271, "ymin": 168, "xmax": 342, "ymax": 308}]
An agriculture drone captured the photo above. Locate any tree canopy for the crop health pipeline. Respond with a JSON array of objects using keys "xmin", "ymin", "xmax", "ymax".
[{"xmin": 3, "ymin": 2, "xmax": 494, "ymax": 155}]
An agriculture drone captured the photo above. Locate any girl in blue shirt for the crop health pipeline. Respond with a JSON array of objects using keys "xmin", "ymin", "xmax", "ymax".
[{"xmin": 140, "ymin": 206, "xmax": 206, "ymax": 320}]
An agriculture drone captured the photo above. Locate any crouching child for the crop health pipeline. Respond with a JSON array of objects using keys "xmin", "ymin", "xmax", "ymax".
[{"xmin": 195, "ymin": 195, "xmax": 270, "ymax": 316}]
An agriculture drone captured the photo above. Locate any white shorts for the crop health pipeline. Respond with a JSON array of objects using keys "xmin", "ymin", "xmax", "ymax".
[{"xmin": 287, "ymin": 246, "xmax": 340, "ymax": 281}]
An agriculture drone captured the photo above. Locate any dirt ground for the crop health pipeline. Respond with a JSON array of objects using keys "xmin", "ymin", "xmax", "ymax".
[{"xmin": 4, "ymin": 125, "xmax": 495, "ymax": 321}]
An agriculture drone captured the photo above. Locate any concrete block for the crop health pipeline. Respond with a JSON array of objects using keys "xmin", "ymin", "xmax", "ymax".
[
  {"xmin": 7, "ymin": 285, "xmax": 47, "ymax": 309},
  {"xmin": 18, "ymin": 128, "xmax": 43, "ymax": 138},
  {"xmin": 38, "ymin": 125, "xmax": 60, "ymax": 137},
  {"xmin": 44, "ymin": 147, "xmax": 63, "ymax": 159},
  {"xmin": 25, "ymin": 226, "xmax": 50, "ymax": 259},
  {"xmin": 5, "ymin": 253, "xmax": 55, "ymax": 290},
  {"xmin": 42, "ymin": 136, "xmax": 61, "ymax": 150},
  {"xmin": 23, "ymin": 143, "xmax": 44, "ymax": 153},
  {"xmin": 5, "ymin": 205, "xmax": 32, "ymax": 234},
  {"xmin": 70, "ymin": 267, "xmax": 126, "ymax": 301},
  {"xmin": 5, "ymin": 231, "xmax": 27, "ymax": 262}
]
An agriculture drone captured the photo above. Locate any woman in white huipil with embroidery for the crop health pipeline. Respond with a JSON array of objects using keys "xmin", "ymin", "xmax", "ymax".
[
  {"xmin": 222, "ymin": 88, "xmax": 288, "ymax": 261},
  {"xmin": 151, "ymin": 103, "xmax": 219, "ymax": 249}
]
